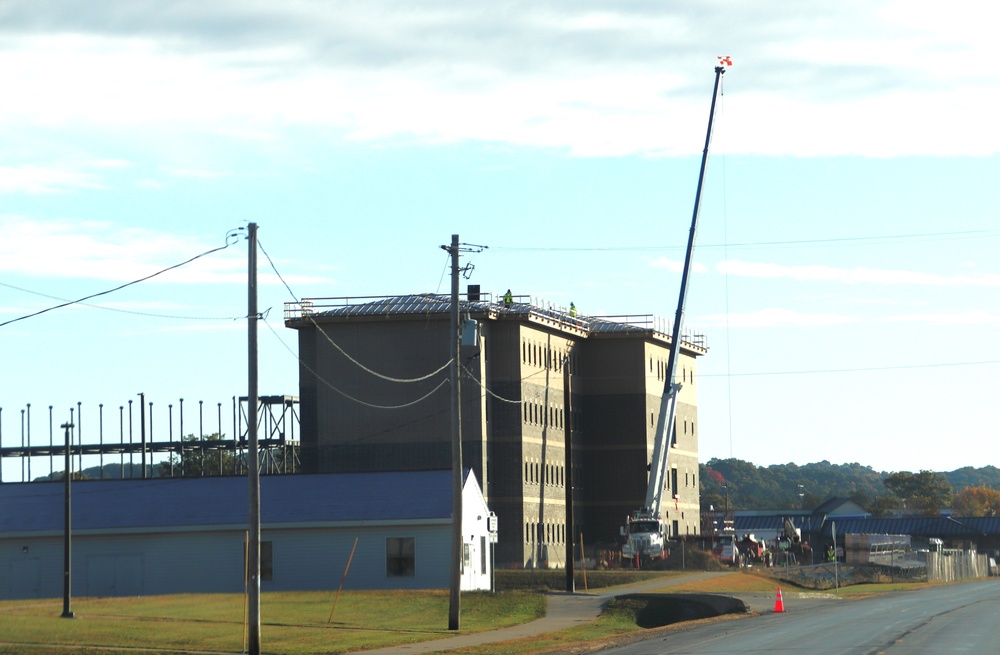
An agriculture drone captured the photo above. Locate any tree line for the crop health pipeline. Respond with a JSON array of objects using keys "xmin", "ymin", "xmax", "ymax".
[{"xmin": 700, "ymin": 458, "xmax": 1000, "ymax": 517}]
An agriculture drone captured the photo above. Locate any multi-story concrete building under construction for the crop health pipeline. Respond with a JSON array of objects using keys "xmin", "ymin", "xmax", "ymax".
[{"xmin": 284, "ymin": 289, "xmax": 707, "ymax": 567}]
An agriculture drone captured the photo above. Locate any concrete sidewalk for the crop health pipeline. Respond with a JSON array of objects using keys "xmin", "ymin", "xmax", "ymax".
[{"xmin": 351, "ymin": 572, "xmax": 733, "ymax": 655}]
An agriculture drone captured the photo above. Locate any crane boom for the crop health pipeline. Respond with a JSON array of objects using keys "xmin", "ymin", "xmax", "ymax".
[
  {"xmin": 623, "ymin": 65, "xmax": 726, "ymax": 564},
  {"xmin": 645, "ymin": 64, "xmax": 726, "ymax": 516}
]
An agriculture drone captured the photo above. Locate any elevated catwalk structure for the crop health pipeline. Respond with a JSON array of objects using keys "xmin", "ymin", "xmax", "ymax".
[{"xmin": 0, "ymin": 395, "xmax": 300, "ymax": 482}]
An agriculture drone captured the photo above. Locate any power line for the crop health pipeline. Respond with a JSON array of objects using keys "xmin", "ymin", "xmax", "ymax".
[
  {"xmin": 487, "ymin": 229, "xmax": 1000, "ymax": 253},
  {"xmin": 460, "ymin": 362, "xmax": 523, "ymax": 405},
  {"xmin": 0, "ymin": 281, "xmax": 246, "ymax": 321},
  {"xmin": 700, "ymin": 358, "xmax": 1000, "ymax": 378},
  {"xmin": 261, "ymin": 317, "xmax": 449, "ymax": 410},
  {"xmin": 0, "ymin": 228, "xmax": 243, "ymax": 329},
  {"xmin": 256, "ymin": 238, "xmax": 452, "ymax": 384}
]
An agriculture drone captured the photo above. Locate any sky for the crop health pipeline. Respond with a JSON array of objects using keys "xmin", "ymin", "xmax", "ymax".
[{"xmin": 1, "ymin": 1, "xmax": 998, "ymax": 483}]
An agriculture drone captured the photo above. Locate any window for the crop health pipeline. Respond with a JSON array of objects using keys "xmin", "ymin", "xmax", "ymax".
[{"xmin": 386, "ymin": 537, "xmax": 415, "ymax": 577}]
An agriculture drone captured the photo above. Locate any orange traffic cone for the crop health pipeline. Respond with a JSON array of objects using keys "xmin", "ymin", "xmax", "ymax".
[{"xmin": 773, "ymin": 587, "xmax": 785, "ymax": 613}]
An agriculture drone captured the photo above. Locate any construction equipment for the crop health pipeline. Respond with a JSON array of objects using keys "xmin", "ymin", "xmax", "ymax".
[{"xmin": 622, "ymin": 62, "xmax": 728, "ymax": 564}]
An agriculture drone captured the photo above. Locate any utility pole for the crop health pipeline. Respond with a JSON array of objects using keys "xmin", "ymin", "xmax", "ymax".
[
  {"xmin": 61, "ymin": 421, "xmax": 75, "ymax": 619},
  {"xmin": 247, "ymin": 222, "xmax": 261, "ymax": 655},
  {"xmin": 564, "ymin": 355, "xmax": 575, "ymax": 593},
  {"xmin": 445, "ymin": 234, "xmax": 463, "ymax": 631},
  {"xmin": 439, "ymin": 235, "xmax": 487, "ymax": 631}
]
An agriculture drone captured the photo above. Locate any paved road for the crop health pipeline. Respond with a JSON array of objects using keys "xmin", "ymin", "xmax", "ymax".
[
  {"xmin": 351, "ymin": 572, "xmax": 734, "ymax": 655},
  {"xmin": 602, "ymin": 578, "xmax": 1000, "ymax": 654}
]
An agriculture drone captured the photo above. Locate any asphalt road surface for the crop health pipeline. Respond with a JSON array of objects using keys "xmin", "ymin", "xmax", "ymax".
[{"xmin": 605, "ymin": 579, "xmax": 1000, "ymax": 654}]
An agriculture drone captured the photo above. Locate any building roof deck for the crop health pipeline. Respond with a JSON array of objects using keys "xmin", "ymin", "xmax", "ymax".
[{"xmin": 284, "ymin": 292, "xmax": 708, "ymax": 352}]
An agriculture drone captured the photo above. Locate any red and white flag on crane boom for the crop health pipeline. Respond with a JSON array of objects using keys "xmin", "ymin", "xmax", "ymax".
[{"xmin": 718, "ymin": 55, "xmax": 733, "ymax": 66}]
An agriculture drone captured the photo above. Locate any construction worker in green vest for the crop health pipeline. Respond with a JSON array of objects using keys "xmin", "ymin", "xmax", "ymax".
[
  {"xmin": 504, "ymin": 289, "xmax": 513, "ymax": 305},
  {"xmin": 569, "ymin": 302, "xmax": 577, "ymax": 317}
]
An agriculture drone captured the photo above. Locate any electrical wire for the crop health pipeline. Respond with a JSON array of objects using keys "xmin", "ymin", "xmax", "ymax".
[
  {"xmin": 0, "ymin": 228, "xmax": 243, "ymax": 329},
  {"xmin": 460, "ymin": 362, "xmax": 523, "ymax": 404},
  {"xmin": 487, "ymin": 229, "xmax": 1000, "ymax": 253},
  {"xmin": 0, "ymin": 281, "xmax": 246, "ymax": 321},
  {"xmin": 256, "ymin": 238, "xmax": 452, "ymax": 384},
  {"xmin": 262, "ymin": 315, "xmax": 449, "ymax": 410},
  {"xmin": 700, "ymin": 358, "xmax": 1000, "ymax": 378}
]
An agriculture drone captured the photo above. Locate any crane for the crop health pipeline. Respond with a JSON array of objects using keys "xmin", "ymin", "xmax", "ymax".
[{"xmin": 622, "ymin": 61, "xmax": 728, "ymax": 564}]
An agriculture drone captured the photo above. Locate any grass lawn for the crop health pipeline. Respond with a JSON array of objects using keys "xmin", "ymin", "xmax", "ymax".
[
  {"xmin": 0, "ymin": 570, "xmax": 929, "ymax": 655},
  {"xmin": 0, "ymin": 589, "xmax": 543, "ymax": 655}
]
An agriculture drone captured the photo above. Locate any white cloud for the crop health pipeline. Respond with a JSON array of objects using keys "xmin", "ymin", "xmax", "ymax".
[
  {"xmin": 0, "ymin": 165, "xmax": 106, "ymax": 194},
  {"xmin": 0, "ymin": 216, "xmax": 242, "ymax": 283},
  {"xmin": 698, "ymin": 308, "xmax": 1000, "ymax": 329},
  {"xmin": 701, "ymin": 308, "xmax": 858, "ymax": 328},
  {"xmin": 0, "ymin": 217, "xmax": 338, "ymax": 291},
  {"xmin": 0, "ymin": 3, "xmax": 997, "ymax": 158},
  {"xmin": 718, "ymin": 260, "xmax": 1000, "ymax": 287},
  {"xmin": 698, "ymin": 307, "xmax": 1000, "ymax": 329},
  {"xmin": 650, "ymin": 257, "xmax": 707, "ymax": 273},
  {"xmin": 163, "ymin": 168, "xmax": 229, "ymax": 180},
  {"xmin": 882, "ymin": 311, "xmax": 1000, "ymax": 325}
]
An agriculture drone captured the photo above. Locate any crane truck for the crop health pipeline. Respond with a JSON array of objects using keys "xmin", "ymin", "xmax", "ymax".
[{"xmin": 622, "ymin": 62, "xmax": 728, "ymax": 565}]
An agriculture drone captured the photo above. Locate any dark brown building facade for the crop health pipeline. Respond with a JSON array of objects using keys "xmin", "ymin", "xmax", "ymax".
[{"xmin": 285, "ymin": 291, "xmax": 706, "ymax": 567}]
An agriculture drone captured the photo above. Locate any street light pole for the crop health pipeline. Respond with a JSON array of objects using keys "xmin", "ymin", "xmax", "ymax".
[{"xmin": 61, "ymin": 421, "xmax": 75, "ymax": 619}]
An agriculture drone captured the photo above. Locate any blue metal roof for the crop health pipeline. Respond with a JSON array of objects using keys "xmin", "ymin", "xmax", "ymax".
[
  {"xmin": 0, "ymin": 470, "xmax": 456, "ymax": 534},
  {"xmin": 731, "ymin": 513, "xmax": 1000, "ymax": 540},
  {"xmin": 808, "ymin": 516, "xmax": 1000, "ymax": 539}
]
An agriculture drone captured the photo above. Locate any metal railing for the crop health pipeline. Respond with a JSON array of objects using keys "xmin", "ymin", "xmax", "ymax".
[{"xmin": 284, "ymin": 293, "xmax": 708, "ymax": 350}]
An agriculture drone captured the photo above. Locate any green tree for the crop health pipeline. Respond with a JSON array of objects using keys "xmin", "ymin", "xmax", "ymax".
[
  {"xmin": 883, "ymin": 470, "xmax": 952, "ymax": 516},
  {"xmin": 952, "ymin": 485, "xmax": 1000, "ymax": 516},
  {"xmin": 865, "ymin": 494, "xmax": 901, "ymax": 518},
  {"xmin": 157, "ymin": 434, "xmax": 237, "ymax": 477}
]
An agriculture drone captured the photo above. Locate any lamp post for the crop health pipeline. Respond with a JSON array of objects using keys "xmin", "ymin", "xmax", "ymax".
[{"xmin": 61, "ymin": 421, "xmax": 75, "ymax": 619}]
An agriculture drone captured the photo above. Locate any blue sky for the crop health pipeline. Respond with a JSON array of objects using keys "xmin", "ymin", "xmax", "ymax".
[{"xmin": 1, "ymin": 1, "xmax": 998, "ymax": 482}]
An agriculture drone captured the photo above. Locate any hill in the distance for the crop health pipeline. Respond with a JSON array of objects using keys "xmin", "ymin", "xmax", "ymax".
[{"xmin": 700, "ymin": 458, "xmax": 1000, "ymax": 512}]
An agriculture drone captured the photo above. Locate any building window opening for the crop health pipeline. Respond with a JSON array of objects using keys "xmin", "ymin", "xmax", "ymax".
[{"xmin": 386, "ymin": 537, "xmax": 415, "ymax": 577}]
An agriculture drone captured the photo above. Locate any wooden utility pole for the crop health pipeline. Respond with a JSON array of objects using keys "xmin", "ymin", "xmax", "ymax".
[
  {"xmin": 564, "ymin": 359, "xmax": 575, "ymax": 593},
  {"xmin": 247, "ymin": 223, "xmax": 261, "ymax": 655},
  {"xmin": 446, "ymin": 233, "xmax": 463, "ymax": 631}
]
